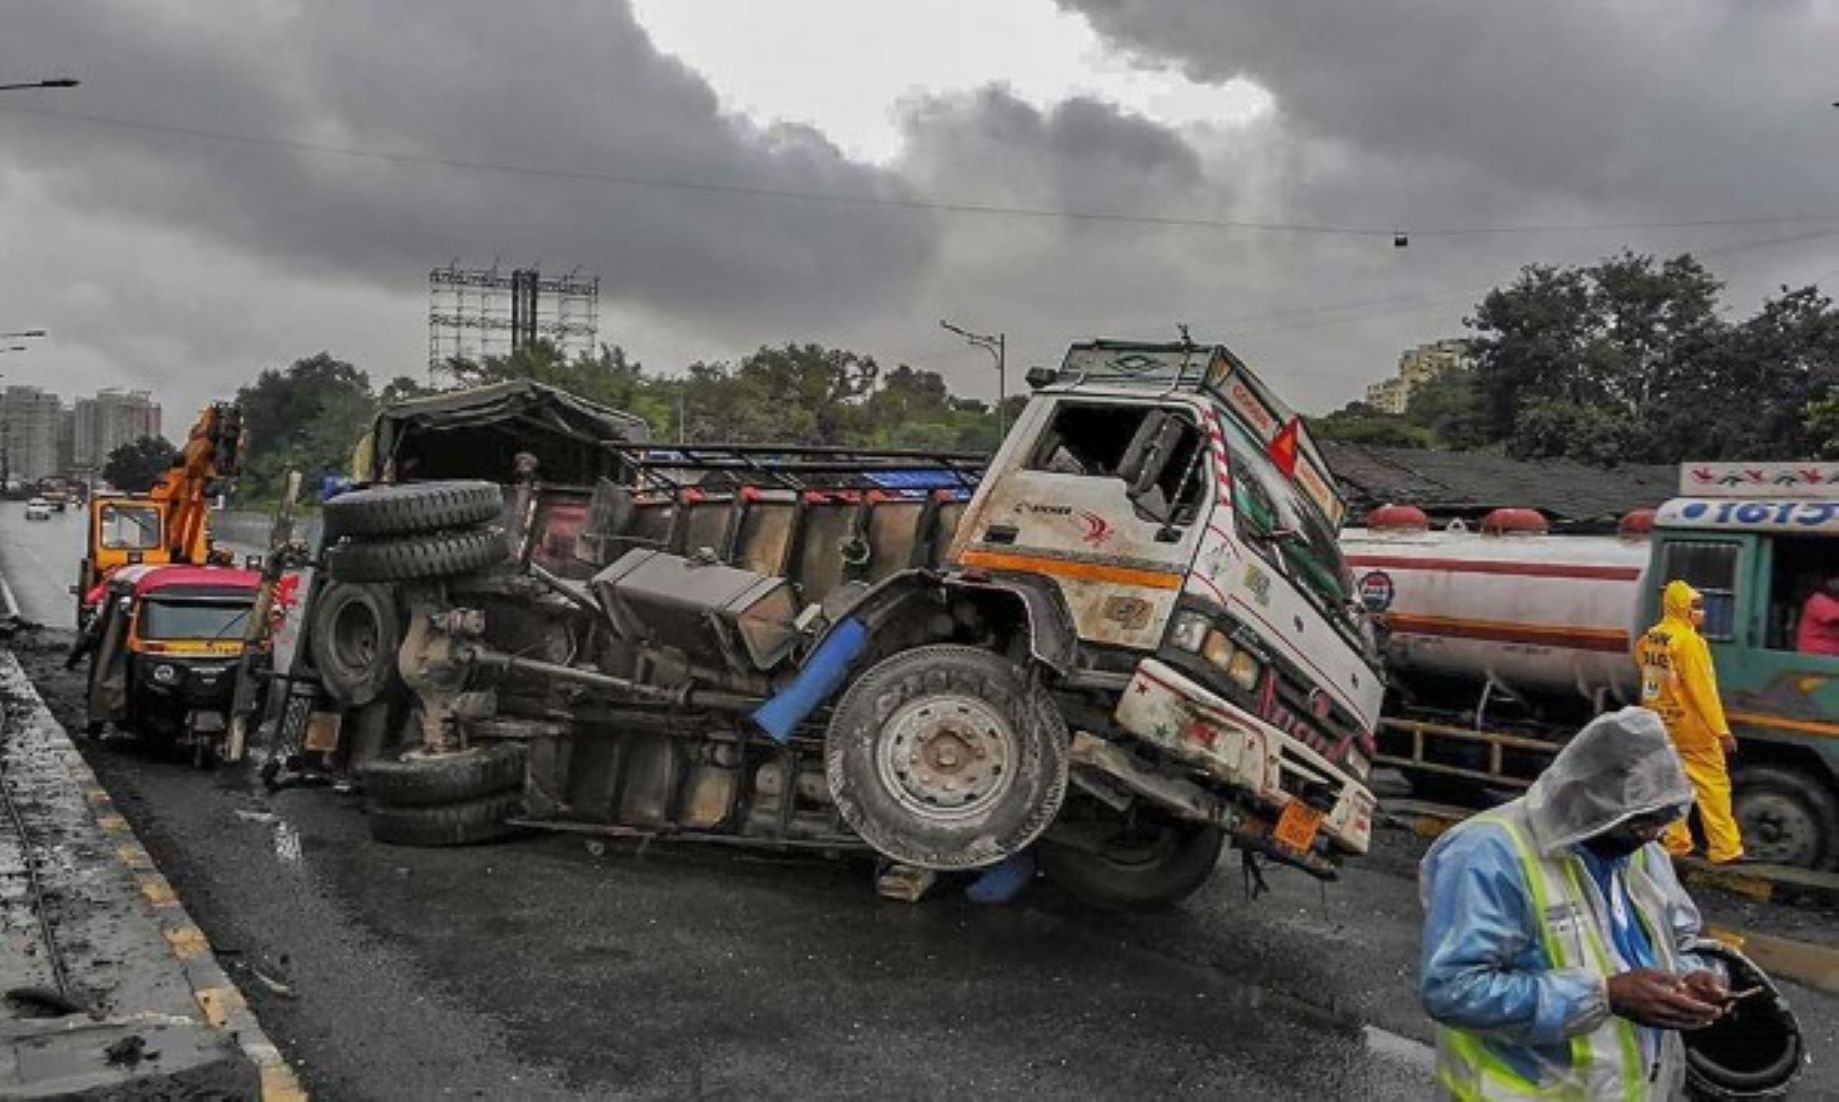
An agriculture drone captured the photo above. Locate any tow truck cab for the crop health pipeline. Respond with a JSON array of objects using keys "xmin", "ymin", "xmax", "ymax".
[{"xmin": 947, "ymin": 341, "xmax": 1385, "ymax": 861}]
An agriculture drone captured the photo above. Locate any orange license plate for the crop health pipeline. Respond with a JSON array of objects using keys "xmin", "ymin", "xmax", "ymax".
[{"xmin": 1274, "ymin": 800, "xmax": 1324, "ymax": 854}]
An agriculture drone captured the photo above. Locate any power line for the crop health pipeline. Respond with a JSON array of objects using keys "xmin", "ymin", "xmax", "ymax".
[{"xmin": 6, "ymin": 103, "xmax": 1839, "ymax": 241}]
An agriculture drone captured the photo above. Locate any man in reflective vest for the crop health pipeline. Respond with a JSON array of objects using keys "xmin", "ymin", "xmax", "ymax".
[
  {"xmin": 1635, "ymin": 580, "xmax": 1744, "ymax": 863},
  {"xmin": 1419, "ymin": 707, "xmax": 1732, "ymax": 1099}
]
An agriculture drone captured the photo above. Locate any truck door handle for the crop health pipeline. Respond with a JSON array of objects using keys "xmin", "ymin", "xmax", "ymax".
[{"xmin": 983, "ymin": 524, "xmax": 1018, "ymax": 545}]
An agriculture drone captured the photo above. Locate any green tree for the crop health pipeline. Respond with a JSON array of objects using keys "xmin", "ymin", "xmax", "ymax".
[
  {"xmin": 102, "ymin": 436, "xmax": 180, "ymax": 493},
  {"xmin": 237, "ymin": 352, "xmax": 375, "ymax": 499},
  {"xmin": 1807, "ymin": 387, "xmax": 1839, "ymax": 459},
  {"xmin": 1310, "ymin": 403, "xmax": 1432, "ymax": 448},
  {"xmin": 445, "ymin": 342, "xmax": 674, "ymax": 437},
  {"xmin": 1402, "ymin": 366, "xmax": 1489, "ymax": 449},
  {"xmin": 1698, "ymin": 286, "xmax": 1839, "ymax": 459},
  {"xmin": 1468, "ymin": 253, "xmax": 1728, "ymax": 464}
]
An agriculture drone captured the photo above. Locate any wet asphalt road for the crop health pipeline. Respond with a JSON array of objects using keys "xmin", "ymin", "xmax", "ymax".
[{"xmin": 4, "ymin": 504, "xmax": 1836, "ymax": 1099}]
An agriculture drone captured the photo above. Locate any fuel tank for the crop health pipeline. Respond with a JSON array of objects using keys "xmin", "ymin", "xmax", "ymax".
[{"xmin": 1341, "ymin": 516, "xmax": 1650, "ymax": 709}]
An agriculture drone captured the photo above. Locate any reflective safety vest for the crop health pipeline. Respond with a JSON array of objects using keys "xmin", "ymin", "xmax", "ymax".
[{"xmin": 1434, "ymin": 812, "xmax": 1684, "ymax": 1101}]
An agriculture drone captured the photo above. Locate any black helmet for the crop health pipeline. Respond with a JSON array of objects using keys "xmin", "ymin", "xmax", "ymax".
[{"xmin": 1682, "ymin": 941, "xmax": 1807, "ymax": 1100}]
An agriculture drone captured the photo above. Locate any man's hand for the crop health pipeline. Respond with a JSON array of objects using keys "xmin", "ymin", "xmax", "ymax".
[
  {"xmin": 1680, "ymin": 970, "xmax": 1730, "ymax": 1007},
  {"xmin": 1720, "ymin": 733, "xmax": 1738, "ymax": 755},
  {"xmin": 1607, "ymin": 969, "xmax": 1723, "ymax": 1030}
]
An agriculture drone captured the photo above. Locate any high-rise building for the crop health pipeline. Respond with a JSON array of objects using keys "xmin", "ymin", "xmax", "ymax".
[
  {"xmin": 73, "ymin": 389, "xmax": 163, "ymax": 471},
  {"xmin": 1363, "ymin": 339, "xmax": 1474, "ymax": 414},
  {"xmin": 1, "ymin": 386, "xmax": 66, "ymax": 483}
]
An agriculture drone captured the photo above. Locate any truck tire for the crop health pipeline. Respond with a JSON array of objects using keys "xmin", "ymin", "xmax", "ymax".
[
  {"xmin": 1042, "ymin": 818, "xmax": 1224, "ymax": 911},
  {"xmin": 360, "ymin": 743, "xmax": 527, "ymax": 808},
  {"xmin": 322, "ymin": 480, "xmax": 503, "ymax": 540},
  {"xmin": 325, "ymin": 527, "xmax": 508, "ymax": 584},
  {"xmin": 1733, "ymin": 764, "xmax": 1838, "ymax": 870},
  {"xmin": 307, "ymin": 582, "xmax": 402, "ymax": 707},
  {"xmin": 825, "ymin": 644, "xmax": 1068, "ymax": 871},
  {"xmin": 367, "ymin": 791, "xmax": 524, "ymax": 847}
]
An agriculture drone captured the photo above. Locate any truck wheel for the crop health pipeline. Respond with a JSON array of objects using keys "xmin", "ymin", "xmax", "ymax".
[
  {"xmin": 308, "ymin": 582, "xmax": 403, "ymax": 706},
  {"xmin": 361, "ymin": 743, "xmax": 527, "ymax": 807},
  {"xmin": 825, "ymin": 644, "xmax": 1068, "ymax": 871},
  {"xmin": 322, "ymin": 480, "xmax": 503, "ymax": 540},
  {"xmin": 367, "ymin": 791, "xmax": 524, "ymax": 847},
  {"xmin": 1734, "ymin": 765, "xmax": 1838, "ymax": 870},
  {"xmin": 325, "ymin": 527, "xmax": 508, "ymax": 584},
  {"xmin": 1042, "ymin": 816, "xmax": 1224, "ymax": 911}
]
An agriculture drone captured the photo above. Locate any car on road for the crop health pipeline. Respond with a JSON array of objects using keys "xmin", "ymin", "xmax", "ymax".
[{"xmin": 24, "ymin": 497, "xmax": 53, "ymax": 521}]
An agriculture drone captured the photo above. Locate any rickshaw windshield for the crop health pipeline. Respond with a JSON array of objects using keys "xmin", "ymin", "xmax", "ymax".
[
  {"xmin": 101, "ymin": 503, "xmax": 162, "ymax": 550},
  {"xmin": 138, "ymin": 597, "xmax": 253, "ymax": 641}
]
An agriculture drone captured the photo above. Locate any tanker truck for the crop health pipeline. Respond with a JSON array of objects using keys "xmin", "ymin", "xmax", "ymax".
[{"xmin": 1343, "ymin": 461, "xmax": 1839, "ymax": 870}]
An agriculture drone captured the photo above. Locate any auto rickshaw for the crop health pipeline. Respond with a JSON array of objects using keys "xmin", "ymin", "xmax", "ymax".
[{"xmin": 78, "ymin": 564, "xmax": 265, "ymax": 765}]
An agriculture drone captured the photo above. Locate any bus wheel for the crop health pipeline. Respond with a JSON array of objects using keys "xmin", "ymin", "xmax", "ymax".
[{"xmin": 1733, "ymin": 764, "xmax": 1838, "ymax": 870}]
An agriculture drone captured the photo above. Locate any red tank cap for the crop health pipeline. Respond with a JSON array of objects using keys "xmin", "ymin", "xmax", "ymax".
[
  {"xmin": 1617, "ymin": 508, "xmax": 1657, "ymax": 539},
  {"xmin": 1366, "ymin": 503, "xmax": 1430, "ymax": 531},
  {"xmin": 1480, "ymin": 507, "xmax": 1549, "ymax": 535}
]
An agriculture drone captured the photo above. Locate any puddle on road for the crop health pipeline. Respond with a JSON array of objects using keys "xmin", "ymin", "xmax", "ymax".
[
  {"xmin": 1363, "ymin": 1024, "xmax": 1436, "ymax": 1072},
  {"xmin": 272, "ymin": 821, "xmax": 303, "ymax": 865},
  {"xmin": 233, "ymin": 806, "xmax": 303, "ymax": 867}
]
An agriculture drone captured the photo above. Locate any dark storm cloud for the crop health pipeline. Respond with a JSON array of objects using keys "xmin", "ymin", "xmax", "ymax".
[
  {"xmin": 0, "ymin": 0, "xmax": 934, "ymax": 334},
  {"xmin": 5, "ymin": 1, "xmax": 1836, "ymax": 422},
  {"xmin": 1060, "ymin": 0, "xmax": 1839, "ymax": 221}
]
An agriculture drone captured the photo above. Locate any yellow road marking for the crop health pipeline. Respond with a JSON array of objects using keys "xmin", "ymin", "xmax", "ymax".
[{"xmin": 164, "ymin": 924, "xmax": 211, "ymax": 960}]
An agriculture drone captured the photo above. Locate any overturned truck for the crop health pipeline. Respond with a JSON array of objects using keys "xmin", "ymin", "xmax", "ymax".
[{"xmin": 280, "ymin": 345, "xmax": 1385, "ymax": 907}]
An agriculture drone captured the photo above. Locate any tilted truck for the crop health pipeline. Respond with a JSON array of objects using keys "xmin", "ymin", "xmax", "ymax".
[
  {"xmin": 274, "ymin": 340, "xmax": 1384, "ymax": 908},
  {"xmin": 1342, "ymin": 461, "xmax": 1839, "ymax": 869}
]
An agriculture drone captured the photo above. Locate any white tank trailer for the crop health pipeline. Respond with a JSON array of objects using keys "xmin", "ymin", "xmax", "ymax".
[{"xmin": 1341, "ymin": 506, "xmax": 1654, "ymax": 722}]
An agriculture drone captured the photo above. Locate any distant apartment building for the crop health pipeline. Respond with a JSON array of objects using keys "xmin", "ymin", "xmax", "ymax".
[
  {"xmin": 1, "ymin": 385, "xmax": 66, "ymax": 482},
  {"xmin": 73, "ymin": 389, "xmax": 163, "ymax": 471},
  {"xmin": 1363, "ymin": 338, "xmax": 1474, "ymax": 415}
]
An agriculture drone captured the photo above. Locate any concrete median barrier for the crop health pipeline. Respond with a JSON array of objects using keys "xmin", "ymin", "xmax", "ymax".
[{"xmin": 0, "ymin": 648, "xmax": 304, "ymax": 1099}]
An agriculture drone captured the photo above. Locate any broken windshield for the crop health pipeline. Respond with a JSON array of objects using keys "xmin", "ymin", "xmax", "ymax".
[{"xmin": 1221, "ymin": 416, "xmax": 1356, "ymax": 631}]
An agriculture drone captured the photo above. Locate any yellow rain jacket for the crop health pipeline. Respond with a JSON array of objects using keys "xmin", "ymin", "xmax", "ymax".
[
  {"xmin": 1634, "ymin": 581, "xmax": 1743, "ymax": 862},
  {"xmin": 1634, "ymin": 582, "xmax": 1730, "ymax": 752}
]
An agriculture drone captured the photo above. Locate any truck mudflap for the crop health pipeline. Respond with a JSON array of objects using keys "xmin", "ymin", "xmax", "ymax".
[{"xmin": 1112, "ymin": 659, "xmax": 1375, "ymax": 855}]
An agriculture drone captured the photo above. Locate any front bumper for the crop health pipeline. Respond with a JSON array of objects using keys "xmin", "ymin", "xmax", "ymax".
[
  {"xmin": 1112, "ymin": 658, "xmax": 1375, "ymax": 855},
  {"xmin": 133, "ymin": 656, "xmax": 239, "ymax": 709}
]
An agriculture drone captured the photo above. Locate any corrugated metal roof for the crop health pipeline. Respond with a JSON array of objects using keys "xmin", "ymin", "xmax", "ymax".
[{"xmin": 1321, "ymin": 443, "xmax": 1675, "ymax": 526}]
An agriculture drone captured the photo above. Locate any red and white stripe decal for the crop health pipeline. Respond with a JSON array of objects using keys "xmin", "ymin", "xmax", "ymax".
[{"xmin": 1346, "ymin": 554, "xmax": 1640, "ymax": 582}]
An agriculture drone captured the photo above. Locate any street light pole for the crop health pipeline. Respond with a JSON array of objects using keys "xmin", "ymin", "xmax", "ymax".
[
  {"xmin": 940, "ymin": 319, "xmax": 1008, "ymax": 441},
  {"xmin": 0, "ymin": 79, "xmax": 79, "ymax": 92}
]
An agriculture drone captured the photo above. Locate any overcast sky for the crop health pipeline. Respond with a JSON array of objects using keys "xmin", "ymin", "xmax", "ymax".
[{"xmin": 3, "ymin": 0, "xmax": 1837, "ymax": 428}]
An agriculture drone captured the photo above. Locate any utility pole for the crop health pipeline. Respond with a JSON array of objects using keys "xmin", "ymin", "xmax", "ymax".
[{"xmin": 939, "ymin": 320, "xmax": 1007, "ymax": 441}]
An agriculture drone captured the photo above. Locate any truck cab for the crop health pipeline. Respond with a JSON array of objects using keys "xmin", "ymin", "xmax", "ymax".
[
  {"xmin": 1643, "ymin": 463, "xmax": 1839, "ymax": 867},
  {"xmin": 947, "ymin": 342, "xmax": 1385, "ymax": 856}
]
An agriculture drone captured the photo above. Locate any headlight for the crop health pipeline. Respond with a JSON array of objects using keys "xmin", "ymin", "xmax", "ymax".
[
  {"xmin": 1201, "ymin": 629, "xmax": 1235, "ymax": 669},
  {"xmin": 150, "ymin": 663, "xmax": 179, "ymax": 684},
  {"xmin": 1227, "ymin": 649, "xmax": 1261, "ymax": 692},
  {"xmin": 1170, "ymin": 611, "xmax": 1209, "ymax": 653},
  {"xmin": 1345, "ymin": 747, "xmax": 1371, "ymax": 782}
]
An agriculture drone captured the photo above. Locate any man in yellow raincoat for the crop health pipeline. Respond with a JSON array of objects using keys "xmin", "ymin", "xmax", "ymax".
[{"xmin": 1634, "ymin": 581, "xmax": 1744, "ymax": 864}]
